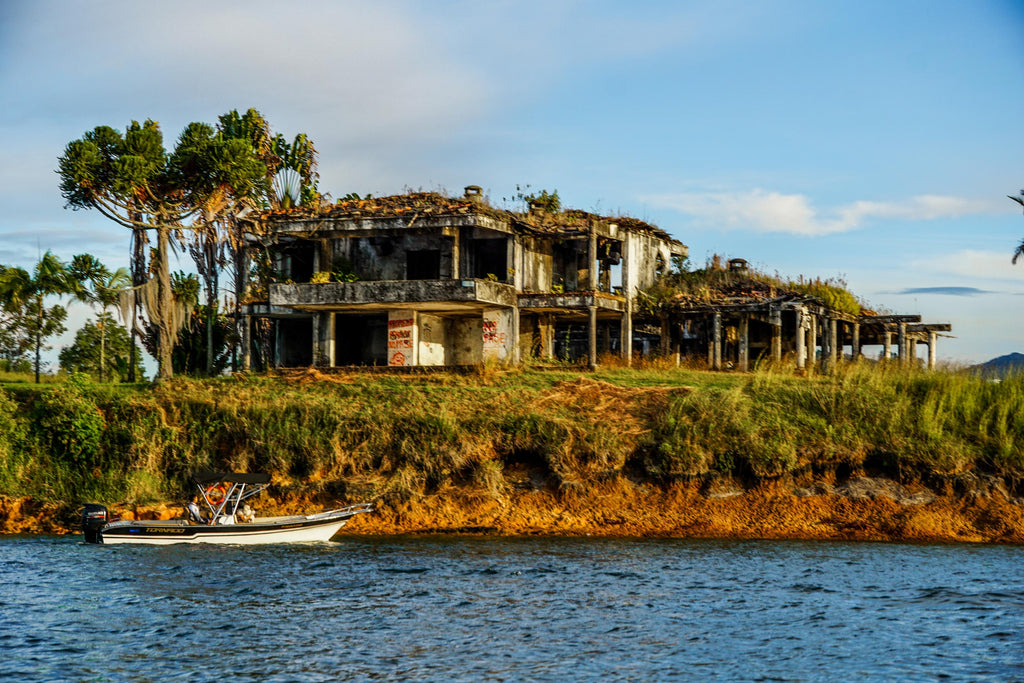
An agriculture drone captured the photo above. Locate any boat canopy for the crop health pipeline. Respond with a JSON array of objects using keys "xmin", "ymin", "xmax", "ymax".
[{"xmin": 192, "ymin": 471, "xmax": 271, "ymax": 486}]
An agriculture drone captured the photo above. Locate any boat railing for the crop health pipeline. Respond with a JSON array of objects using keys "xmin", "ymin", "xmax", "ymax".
[{"xmin": 194, "ymin": 473, "xmax": 272, "ymax": 524}]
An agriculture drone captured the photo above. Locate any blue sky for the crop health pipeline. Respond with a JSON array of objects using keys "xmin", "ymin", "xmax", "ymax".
[{"xmin": 1, "ymin": 0, "xmax": 1022, "ymax": 366}]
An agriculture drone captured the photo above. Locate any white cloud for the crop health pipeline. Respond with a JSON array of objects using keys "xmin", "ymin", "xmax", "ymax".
[
  {"xmin": 911, "ymin": 249, "xmax": 1024, "ymax": 283},
  {"xmin": 643, "ymin": 189, "xmax": 1006, "ymax": 236}
]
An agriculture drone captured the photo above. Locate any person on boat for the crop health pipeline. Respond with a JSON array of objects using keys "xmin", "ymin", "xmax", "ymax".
[{"xmin": 186, "ymin": 498, "xmax": 209, "ymax": 524}]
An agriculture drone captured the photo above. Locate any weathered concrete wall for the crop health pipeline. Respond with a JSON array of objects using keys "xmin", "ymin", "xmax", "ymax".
[
  {"xmin": 271, "ymin": 280, "xmax": 518, "ymax": 309},
  {"xmin": 387, "ymin": 310, "xmax": 417, "ymax": 367},
  {"xmin": 621, "ymin": 232, "xmax": 683, "ymax": 294},
  {"xmin": 519, "ymin": 236, "xmax": 555, "ymax": 293},
  {"xmin": 332, "ymin": 234, "xmax": 455, "ymax": 281},
  {"xmin": 418, "ymin": 313, "xmax": 447, "ymax": 366},
  {"xmin": 483, "ymin": 308, "xmax": 515, "ymax": 362},
  {"xmin": 450, "ymin": 317, "xmax": 482, "ymax": 365}
]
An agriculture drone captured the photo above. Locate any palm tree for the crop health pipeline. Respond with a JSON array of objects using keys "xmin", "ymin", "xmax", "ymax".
[
  {"xmin": 0, "ymin": 252, "xmax": 81, "ymax": 383},
  {"xmin": 1010, "ymin": 191, "xmax": 1024, "ymax": 264},
  {"xmin": 70, "ymin": 254, "xmax": 131, "ymax": 382}
]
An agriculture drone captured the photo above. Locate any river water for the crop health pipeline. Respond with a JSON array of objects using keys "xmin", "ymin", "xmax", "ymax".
[{"xmin": 1, "ymin": 535, "xmax": 1022, "ymax": 682}]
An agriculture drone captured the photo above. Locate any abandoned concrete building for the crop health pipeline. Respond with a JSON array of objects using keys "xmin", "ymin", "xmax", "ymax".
[
  {"xmin": 247, "ymin": 187, "xmax": 686, "ymax": 368},
  {"xmin": 245, "ymin": 188, "xmax": 951, "ymax": 371}
]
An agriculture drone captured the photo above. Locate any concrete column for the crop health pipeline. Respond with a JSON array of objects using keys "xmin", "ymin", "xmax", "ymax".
[
  {"xmin": 928, "ymin": 331, "xmax": 937, "ymax": 370},
  {"xmin": 829, "ymin": 318, "xmax": 838, "ymax": 366},
  {"xmin": 588, "ymin": 226, "xmax": 598, "ymax": 292},
  {"xmin": 451, "ymin": 229, "xmax": 461, "ymax": 279},
  {"xmin": 909, "ymin": 339, "xmax": 917, "ymax": 365},
  {"xmin": 898, "ymin": 322, "xmax": 907, "ymax": 364},
  {"xmin": 770, "ymin": 306, "xmax": 782, "ymax": 362},
  {"xmin": 883, "ymin": 330, "xmax": 891, "ymax": 361},
  {"xmin": 513, "ymin": 307, "xmax": 521, "ymax": 365},
  {"xmin": 795, "ymin": 308, "xmax": 806, "ymax": 370},
  {"xmin": 820, "ymin": 316, "xmax": 831, "ymax": 373},
  {"xmin": 620, "ymin": 308, "xmax": 632, "ymax": 366},
  {"xmin": 311, "ymin": 315, "xmax": 320, "ymax": 366},
  {"xmin": 809, "ymin": 314, "xmax": 818, "ymax": 368},
  {"xmin": 738, "ymin": 314, "xmax": 750, "ymax": 372},
  {"xmin": 273, "ymin": 319, "xmax": 281, "ymax": 369},
  {"xmin": 620, "ymin": 234, "xmax": 632, "ymax": 366},
  {"xmin": 852, "ymin": 322, "xmax": 860, "ymax": 360},
  {"xmin": 241, "ymin": 314, "xmax": 252, "ymax": 371},
  {"xmin": 546, "ymin": 315, "xmax": 556, "ymax": 360},
  {"xmin": 325, "ymin": 312, "xmax": 336, "ymax": 367},
  {"xmin": 712, "ymin": 312, "xmax": 722, "ymax": 370},
  {"xmin": 588, "ymin": 305, "xmax": 598, "ymax": 370}
]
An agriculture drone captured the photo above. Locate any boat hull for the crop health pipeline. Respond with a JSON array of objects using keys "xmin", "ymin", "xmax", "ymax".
[{"xmin": 96, "ymin": 509, "xmax": 366, "ymax": 545}]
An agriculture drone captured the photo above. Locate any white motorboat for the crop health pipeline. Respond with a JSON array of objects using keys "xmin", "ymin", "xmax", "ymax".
[{"xmin": 81, "ymin": 472, "xmax": 373, "ymax": 545}]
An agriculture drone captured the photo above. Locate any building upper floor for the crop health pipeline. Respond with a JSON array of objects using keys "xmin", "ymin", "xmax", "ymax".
[{"xmin": 256, "ymin": 186, "xmax": 688, "ymax": 304}]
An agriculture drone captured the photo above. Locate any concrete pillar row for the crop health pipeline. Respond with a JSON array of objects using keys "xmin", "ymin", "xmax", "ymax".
[
  {"xmin": 712, "ymin": 312, "xmax": 723, "ymax": 370},
  {"xmin": 795, "ymin": 308, "xmax": 806, "ymax": 369}
]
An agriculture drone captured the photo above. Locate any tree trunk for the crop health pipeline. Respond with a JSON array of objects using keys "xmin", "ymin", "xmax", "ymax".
[
  {"xmin": 34, "ymin": 294, "xmax": 42, "ymax": 384},
  {"xmin": 205, "ymin": 268, "xmax": 216, "ymax": 376},
  {"xmin": 129, "ymin": 224, "xmax": 147, "ymax": 383},
  {"xmin": 156, "ymin": 224, "xmax": 173, "ymax": 381},
  {"xmin": 234, "ymin": 226, "xmax": 249, "ymax": 372},
  {"xmin": 99, "ymin": 314, "xmax": 106, "ymax": 383}
]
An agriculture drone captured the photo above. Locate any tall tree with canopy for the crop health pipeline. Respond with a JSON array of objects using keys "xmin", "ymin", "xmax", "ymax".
[
  {"xmin": 57, "ymin": 119, "xmax": 266, "ymax": 380},
  {"xmin": 0, "ymin": 252, "xmax": 81, "ymax": 383},
  {"xmin": 210, "ymin": 109, "xmax": 320, "ymax": 372},
  {"xmin": 69, "ymin": 254, "xmax": 131, "ymax": 382}
]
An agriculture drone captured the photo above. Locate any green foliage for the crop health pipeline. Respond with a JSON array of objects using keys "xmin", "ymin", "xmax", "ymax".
[
  {"xmin": 59, "ymin": 314, "xmax": 145, "ymax": 382},
  {"xmin": 638, "ymin": 255, "xmax": 864, "ymax": 317},
  {"xmin": 0, "ymin": 387, "xmax": 28, "ymax": 492},
  {"xmin": 330, "ymin": 256, "xmax": 359, "ymax": 283},
  {"xmin": 0, "ymin": 253, "xmax": 80, "ymax": 382},
  {"xmin": 507, "ymin": 184, "xmax": 561, "ymax": 213},
  {"xmin": 29, "ymin": 373, "xmax": 106, "ymax": 470},
  {"xmin": 1, "ymin": 365, "xmax": 1021, "ymax": 506},
  {"xmin": 789, "ymin": 278, "xmax": 862, "ymax": 315}
]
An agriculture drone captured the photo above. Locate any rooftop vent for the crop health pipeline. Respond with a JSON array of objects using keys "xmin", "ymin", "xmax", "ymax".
[
  {"xmin": 464, "ymin": 185, "xmax": 483, "ymax": 204},
  {"xmin": 728, "ymin": 258, "xmax": 749, "ymax": 274}
]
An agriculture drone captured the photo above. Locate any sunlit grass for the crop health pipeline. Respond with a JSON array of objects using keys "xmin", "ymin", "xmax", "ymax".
[{"xmin": 0, "ymin": 362, "xmax": 1020, "ymax": 505}]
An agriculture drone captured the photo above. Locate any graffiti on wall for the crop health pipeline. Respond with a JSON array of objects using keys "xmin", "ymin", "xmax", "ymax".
[{"xmin": 388, "ymin": 315, "xmax": 415, "ymax": 366}]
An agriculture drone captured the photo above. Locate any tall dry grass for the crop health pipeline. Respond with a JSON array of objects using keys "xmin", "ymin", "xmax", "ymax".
[{"xmin": 0, "ymin": 363, "xmax": 1020, "ymax": 506}]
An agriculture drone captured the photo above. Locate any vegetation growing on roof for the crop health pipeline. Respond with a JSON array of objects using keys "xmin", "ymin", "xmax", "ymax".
[{"xmin": 637, "ymin": 255, "xmax": 867, "ymax": 317}]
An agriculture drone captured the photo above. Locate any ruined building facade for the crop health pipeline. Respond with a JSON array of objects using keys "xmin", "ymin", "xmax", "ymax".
[
  {"xmin": 246, "ymin": 187, "xmax": 687, "ymax": 368},
  {"xmin": 243, "ymin": 187, "xmax": 950, "ymax": 371}
]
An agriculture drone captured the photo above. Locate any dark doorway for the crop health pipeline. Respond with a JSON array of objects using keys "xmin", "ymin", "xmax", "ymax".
[
  {"xmin": 335, "ymin": 314, "xmax": 388, "ymax": 365},
  {"xmin": 277, "ymin": 318, "xmax": 313, "ymax": 367}
]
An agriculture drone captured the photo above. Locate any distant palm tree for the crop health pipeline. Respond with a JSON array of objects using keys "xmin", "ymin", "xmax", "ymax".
[
  {"xmin": 1010, "ymin": 191, "xmax": 1024, "ymax": 264},
  {"xmin": 0, "ymin": 252, "xmax": 81, "ymax": 383},
  {"xmin": 70, "ymin": 254, "xmax": 131, "ymax": 382}
]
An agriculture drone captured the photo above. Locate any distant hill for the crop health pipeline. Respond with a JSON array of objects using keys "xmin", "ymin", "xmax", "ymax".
[{"xmin": 973, "ymin": 352, "xmax": 1024, "ymax": 378}]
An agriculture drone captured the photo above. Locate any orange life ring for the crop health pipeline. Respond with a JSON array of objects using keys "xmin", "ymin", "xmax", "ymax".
[{"xmin": 205, "ymin": 484, "xmax": 227, "ymax": 505}]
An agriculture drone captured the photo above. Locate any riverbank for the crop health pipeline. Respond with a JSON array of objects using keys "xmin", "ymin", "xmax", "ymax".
[
  {"xmin": 1, "ymin": 364, "xmax": 1021, "ymax": 542},
  {"xmin": 4, "ymin": 473, "xmax": 1021, "ymax": 543}
]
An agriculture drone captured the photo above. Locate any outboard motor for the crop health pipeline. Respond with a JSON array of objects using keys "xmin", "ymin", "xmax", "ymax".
[{"xmin": 81, "ymin": 503, "xmax": 108, "ymax": 544}]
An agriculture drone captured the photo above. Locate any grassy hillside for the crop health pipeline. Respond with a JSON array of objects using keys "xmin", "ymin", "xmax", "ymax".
[{"xmin": 1, "ymin": 362, "xmax": 1022, "ymax": 513}]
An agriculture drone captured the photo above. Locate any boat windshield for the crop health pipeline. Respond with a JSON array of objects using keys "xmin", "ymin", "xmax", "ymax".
[{"xmin": 192, "ymin": 472, "xmax": 271, "ymax": 524}]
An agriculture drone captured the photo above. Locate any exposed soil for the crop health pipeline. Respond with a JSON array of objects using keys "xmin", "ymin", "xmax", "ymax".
[{"xmin": 3, "ymin": 475, "xmax": 1021, "ymax": 543}]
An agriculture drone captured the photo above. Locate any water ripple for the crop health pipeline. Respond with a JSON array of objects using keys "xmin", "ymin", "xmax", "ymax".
[{"xmin": 1, "ymin": 536, "xmax": 1022, "ymax": 681}]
